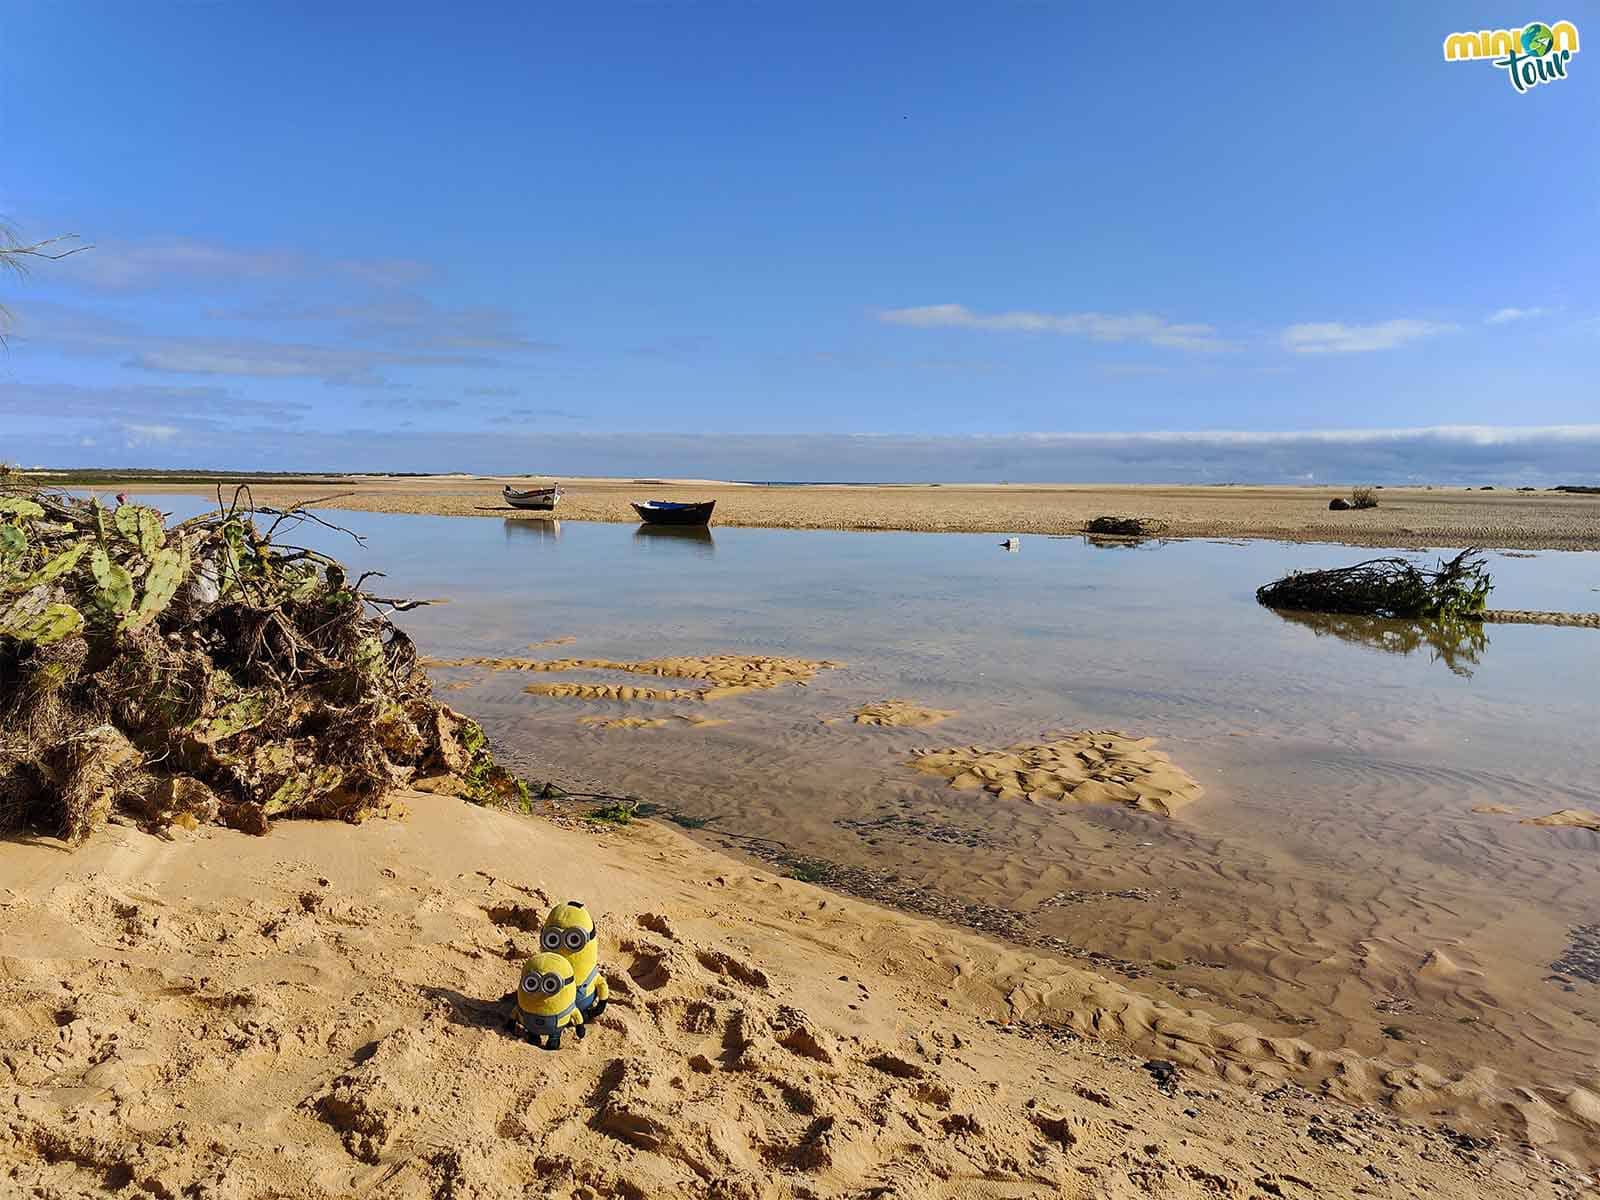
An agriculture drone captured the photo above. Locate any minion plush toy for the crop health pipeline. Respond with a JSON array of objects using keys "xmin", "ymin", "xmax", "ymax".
[
  {"xmin": 540, "ymin": 900, "xmax": 610, "ymax": 1021},
  {"xmin": 515, "ymin": 951, "xmax": 585, "ymax": 1049}
]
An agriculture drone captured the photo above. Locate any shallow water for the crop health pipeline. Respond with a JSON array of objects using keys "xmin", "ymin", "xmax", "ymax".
[{"xmin": 128, "ymin": 497, "xmax": 1600, "ymax": 1089}]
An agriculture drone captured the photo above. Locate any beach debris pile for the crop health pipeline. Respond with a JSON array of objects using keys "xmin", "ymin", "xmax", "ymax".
[
  {"xmin": 0, "ymin": 485, "xmax": 525, "ymax": 844},
  {"xmin": 1255, "ymin": 549, "xmax": 1491, "ymax": 619},
  {"xmin": 1083, "ymin": 515, "xmax": 1167, "ymax": 538},
  {"xmin": 1328, "ymin": 486, "xmax": 1379, "ymax": 512},
  {"xmin": 908, "ymin": 730, "xmax": 1204, "ymax": 817}
]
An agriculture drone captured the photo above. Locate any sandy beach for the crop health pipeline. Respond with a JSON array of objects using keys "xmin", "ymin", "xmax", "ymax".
[
  {"xmin": 3, "ymin": 791, "xmax": 1594, "ymax": 1197},
  {"xmin": 5, "ymin": 483, "xmax": 1598, "ymax": 1196},
  {"xmin": 69, "ymin": 476, "xmax": 1600, "ymax": 551}
]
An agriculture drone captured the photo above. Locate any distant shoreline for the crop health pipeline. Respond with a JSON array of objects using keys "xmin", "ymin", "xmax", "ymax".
[{"xmin": 28, "ymin": 473, "xmax": 1600, "ymax": 552}]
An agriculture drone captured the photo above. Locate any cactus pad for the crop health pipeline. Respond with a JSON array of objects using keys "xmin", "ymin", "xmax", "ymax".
[
  {"xmin": 113, "ymin": 504, "xmax": 167, "ymax": 556},
  {"xmin": 0, "ymin": 600, "xmax": 84, "ymax": 645},
  {"xmin": 123, "ymin": 542, "xmax": 191, "ymax": 631},
  {"xmin": 0, "ymin": 524, "xmax": 26, "ymax": 559},
  {"xmin": 7, "ymin": 541, "xmax": 89, "ymax": 593},
  {"xmin": 0, "ymin": 497, "xmax": 45, "ymax": 519},
  {"xmin": 90, "ymin": 547, "xmax": 136, "ymax": 616}
]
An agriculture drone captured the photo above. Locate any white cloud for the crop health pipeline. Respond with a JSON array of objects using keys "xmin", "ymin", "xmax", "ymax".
[
  {"xmin": 1280, "ymin": 319, "xmax": 1457, "ymax": 354},
  {"xmin": 205, "ymin": 296, "xmax": 559, "ymax": 354},
  {"xmin": 121, "ymin": 423, "xmax": 180, "ymax": 445},
  {"xmin": 124, "ymin": 338, "xmax": 485, "ymax": 382},
  {"xmin": 876, "ymin": 304, "xmax": 1226, "ymax": 350},
  {"xmin": 1, "ymin": 380, "xmax": 307, "ymax": 425},
  {"xmin": 1096, "ymin": 363, "xmax": 1180, "ymax": 377},
  {"xmin": 56, "ymin": 237, "xmax": 432, "ymax": 290},
  {"xmin": 1485, "ymin": 307, "xmax": 1544, "ymax": 325},
  {"xmin": 13, "ymin": 301, "xmax": 502, "ymax": 385}
]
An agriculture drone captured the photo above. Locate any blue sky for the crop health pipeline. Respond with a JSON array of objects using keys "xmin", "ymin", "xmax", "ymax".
[{"xmin": 2, "ymin": 1, "xmax": 1596, "ymax": 481}]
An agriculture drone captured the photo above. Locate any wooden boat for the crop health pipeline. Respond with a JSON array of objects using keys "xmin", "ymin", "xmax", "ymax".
[
  {"xmin": 502, "ymin": 484, "xmax": 561, "ymax": 511},
  {"xmin": 630, "ymin": 499, "xmax": 715, "ymax": 526}
]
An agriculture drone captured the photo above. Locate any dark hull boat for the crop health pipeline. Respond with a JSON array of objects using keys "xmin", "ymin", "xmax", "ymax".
[
  {"xmin": 503, "ymin": 484, "xmax": 562, "ymax": 511},
  {"xmin": 631, "ymin": 499, "xmax": 715, "ymax": 526}
]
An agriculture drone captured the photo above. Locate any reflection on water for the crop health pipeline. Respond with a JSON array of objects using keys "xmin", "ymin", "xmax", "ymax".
[
  {"xmin": 1270, "ymin": 609, "xmax": 1490, "ymax": 677},
  {"xmin": 504, "ymin": 517, "xmax": 561, "ymax": 542},
  {"xmin": 1079, "ymin": 534, "xmax": 1161, "ymax": 551},
  {"xmin": 633, "ymin": 523, "xmax": 715, "ymax": 555}
]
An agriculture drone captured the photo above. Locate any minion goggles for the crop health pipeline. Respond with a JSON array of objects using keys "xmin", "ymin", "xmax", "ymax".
[
  {"xmin": 522, "ymin": 969, "xmax": 575, "ymax": 995},
  {"xmin": 541, "ymin": 925, "xmax": 596, "ymax": 953}
]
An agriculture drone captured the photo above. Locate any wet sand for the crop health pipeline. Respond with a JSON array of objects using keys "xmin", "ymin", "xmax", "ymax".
[
  {"xmin": 0, "ymin": 792, "xmax": 1591, "ymax": 1193},
  {"xmin": 441, "ymin": 639, "xmax": 1600, "ymax": 1125},
  {"xmin": 94, "ymin": 475, "xmax": 1600, "ymax": 551}
]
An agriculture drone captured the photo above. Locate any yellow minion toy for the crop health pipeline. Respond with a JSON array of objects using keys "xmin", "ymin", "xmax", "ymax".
[
  {"xmin": 540, "ymin": 900, "xmax": 610, "ymax": 1020},
  {"xmin": 515, "ymin": 951, "xmax": 585, "ymax": 1049}
]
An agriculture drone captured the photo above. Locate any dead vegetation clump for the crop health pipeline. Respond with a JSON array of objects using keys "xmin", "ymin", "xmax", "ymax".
[
  {"xmin": 1082, "ymin": 515, "xmax": 1166, "ymax": 538},
  {"xmin": 0, "ymin": 483, "xmax": 525, "ymax": 844},
  {"xmin": 1255, "ymin": 549, "xmax": 1491, "ymax": 620}
]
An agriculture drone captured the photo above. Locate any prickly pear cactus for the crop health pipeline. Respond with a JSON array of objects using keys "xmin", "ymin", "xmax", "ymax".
[
  {"xmin": 90, "ymin": 547, "xmax": 136, "ymax": 617},
  {"xmin": 123, "ymin": 541, "xmax": 191, "ymax": 631},
  {"xmin": 0, "ymin": 497, "xmax": 45, "ymax": 519},
  {"xmin": 15, "ymin": 603, "xmax": 85, "ymax": 644},
  {"xmin": 7, "ymin": 541, "xmax": 89, "ymax": 593},
  {"xmin": 113, "ymin": 504, "xmax": 166, "ymax": 557},
  {"xmin": 0, "ymin": 585, "xmax": 84, "ymax": 645},
  {"xmin": 218, "ymin": 522, "xmax": 249, "ymax": 596},
  {"xmin": 0, "ymin": 584, "xmax": 52, "ymax": 634},
  {"xmin": 0, "ymin": 523, "xmax": 25, "ymax": 560},
  {"xmin": 352, "ymin": 634, "xmax": 386, "ymax": 681},
  {"xmin": 286, "ymin": 565, "xmax": 322, "ymax": 602}
]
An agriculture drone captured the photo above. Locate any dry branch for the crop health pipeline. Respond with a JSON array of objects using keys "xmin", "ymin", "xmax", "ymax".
[{"xmin": 1255, "ymin": 549, "xmax": 1492, "ymax": 619}]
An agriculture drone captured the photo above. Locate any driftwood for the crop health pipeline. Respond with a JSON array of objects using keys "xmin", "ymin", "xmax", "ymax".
[{"xmin": 1255, "ymin": 549, "xmax": 1491, "ymax": 619}]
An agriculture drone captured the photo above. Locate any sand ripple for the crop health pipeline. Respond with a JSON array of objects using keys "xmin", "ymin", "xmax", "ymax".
[
  {"xmin": 851, "ymin": 699, "xmax": 956, "ymax": 727},
  {"xmin": 427, "ymin": 654, "xmax": 841, "ymax": 702},
  {"xmin": 528, "ymin": 682, "xmax": 701, "ymax": 702},
  {"xmin": 1522, "ymin": 809, "xmax": 1600, "ymax": 831},
  {"xmin": 909, "ymin": 730, "xmax": 1204, "ymax": 816},
  {"xmin": 578, "ymin": 715, "xmax": 730, "ymax": 731}
]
